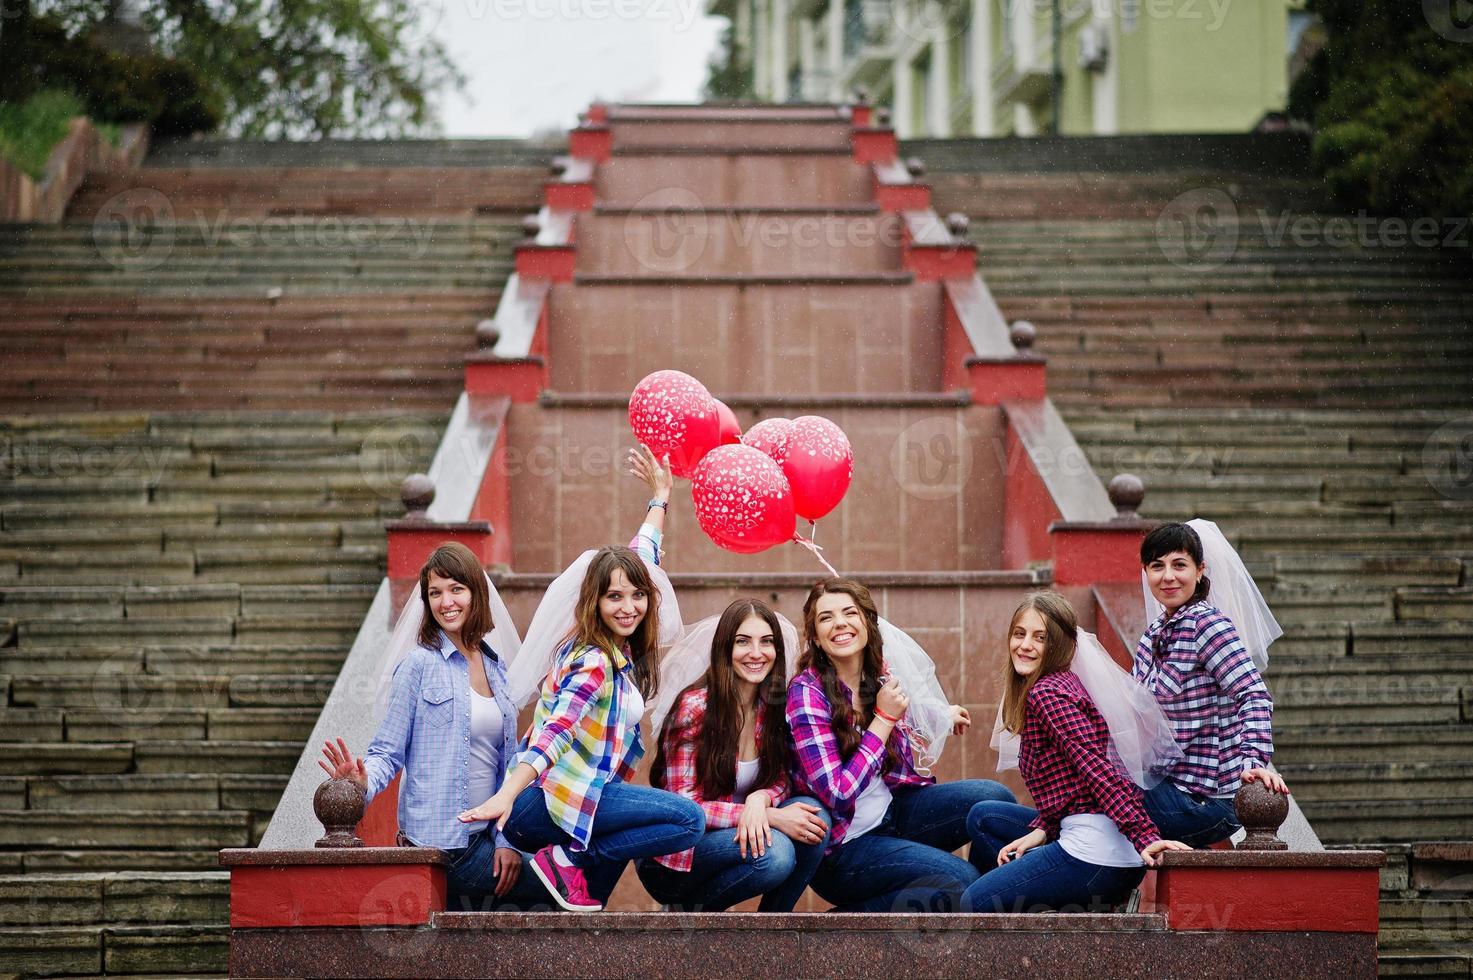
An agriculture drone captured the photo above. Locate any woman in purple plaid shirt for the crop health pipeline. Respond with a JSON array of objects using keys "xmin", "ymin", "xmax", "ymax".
[
  {"xmin": 787, "ymin": 577, "xmax": 1016, "ymax": 913},
  {"xmin": 1136, "ymin": 523, "xmax": 1286, "ymax": 848},
  {"xmin": 963, "ymin": 592, "xmax": 1189, "ymax": 913}
]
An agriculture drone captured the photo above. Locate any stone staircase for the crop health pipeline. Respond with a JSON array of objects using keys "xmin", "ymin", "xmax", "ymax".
[
  {"xmin": 930, "ymin": 166, "xmax": 1473, "ymax": 973},
  {"xmin": 0, "ymin": 138, "xmax": 537, "ymax": 976},
  {"xmin": 0, "ymin": 411, "xmax": 442, "ymax": 975}
]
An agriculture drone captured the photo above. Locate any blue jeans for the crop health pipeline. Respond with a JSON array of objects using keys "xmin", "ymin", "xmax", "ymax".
[
  {"xmin": 443, "ymin": 829, "xmax": 556, "ymax": 911},
  {"xmin": 635, "ymin": 797, "xmax": 831, "ymax": 912},
  {"xmin": 963, "ymin": 841, "xmax": 1145, "ymax": 913},
  {"xmin": 502, "ymin": 780, "xmax": 706, "ymax": 904},
  {"xmin": 1143, "ymin": 780, "xmax": 1240, "ymax": 848},
  {"xmin": 810, "ymin": 779, "xmax": 1016, "ymax": 913}
]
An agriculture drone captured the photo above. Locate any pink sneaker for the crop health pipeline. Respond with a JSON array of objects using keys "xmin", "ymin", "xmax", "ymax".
[{"xmin": 529, "ymin": 846, "xmax": 603, "ymax": 912}]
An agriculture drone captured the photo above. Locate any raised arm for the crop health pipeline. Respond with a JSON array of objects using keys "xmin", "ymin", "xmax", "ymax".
[{"xmin": 628, "ymin": 444, "xmax": 672, "ymax": 565}]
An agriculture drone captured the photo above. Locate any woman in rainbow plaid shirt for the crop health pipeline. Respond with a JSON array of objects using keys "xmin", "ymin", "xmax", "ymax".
[{"xmin": 457, "ymin": 446, "xmax": 704, "ymax": 911}]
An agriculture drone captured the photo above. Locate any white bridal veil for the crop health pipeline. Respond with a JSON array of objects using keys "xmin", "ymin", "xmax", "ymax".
[
  {"xmin": 505, "ymin": 549, "xmax": 683, "ymax": 710},
  {"xmin": 990, "ymin": 629, "xmax": 1183, "ymax": 788},
  {"xmin": 374, "ymin": 572, "xmax": 523, "ymax": 720}
]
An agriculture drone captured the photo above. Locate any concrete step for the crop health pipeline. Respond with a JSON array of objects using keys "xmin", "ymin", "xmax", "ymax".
[
  {"xmin": 0, "ymin": 871, "xmax": 227, "ymax": 926},
  {"xmin": 1276, "ymin": 725, "xmax": 1473, "ymax": 764},
  {"xmin": 595, "ymin": 153, "xmax": 872, "ymax": 208},
  {"xmin": 576, "ymin": 209, "xmax": 902, "ymax": 277},
  {"xmin": 0, "ymin": 810, "xmax": 250, "ymax": 849},
  {"xmin": 1300, "ymin": 798, "xmax": 1473, "ymax": 844},
  {"xmin": 132, "ymin": 740, "xmax": 302, "ymax": 775},
  {"xmin": 1276, "ymin": 762, "xmax": 1473, "ymax": 802},
  {"xmin": 547, "ymin": 280, "xmax": 941, "ymax": 395}
]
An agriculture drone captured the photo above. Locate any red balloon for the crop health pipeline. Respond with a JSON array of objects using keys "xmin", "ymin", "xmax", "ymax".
[
  {"xmin": 740, "ymin": 417, "xmax": 794, "ymax": 466},
  {"xmin": 628, "ymin": 370, "xmax": 722, "ymax": 478},
  {"xmin": 714, "ymin": 400, "xmax": 742, "ymax": 446},
  {"xmin": 783, "ymin": 416, "xmax": 853, "ymax": 521},
  {"xmin": 690, "ymin": 444, "xmax": 797, "ymax": 554}
]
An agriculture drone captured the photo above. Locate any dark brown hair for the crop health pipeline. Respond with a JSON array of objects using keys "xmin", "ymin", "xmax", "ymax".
[
  {"xmin": 572, "ymin": 545, "xmax": 661, "ymax": 700},
  {"xmin": 417, "ymin": 542, "xmax": 493, "ymax": 651},
  {"xmin": 650, "ymin": 599, "xmax": 791, "ymax": 798},
  {"xmin": 798, "ymin": 577, "xmax": 901, "ymax": 774},
  {"xmin": 999, "ymin": 591, "xmax": 1078, "ymax": 735},
  {"xmin": 1141, "ymin": 522, "xmax": 1211, "ymax": 608}
]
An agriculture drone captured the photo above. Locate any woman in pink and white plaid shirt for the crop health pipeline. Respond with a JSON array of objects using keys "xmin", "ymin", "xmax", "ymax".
[
  {"xmin": 636, "ymin": 598, "xmax": 832, "ymax": 911},
  {"xmin": 963, "ymin": 592, "xmax": 1189, "ymax": 913}
]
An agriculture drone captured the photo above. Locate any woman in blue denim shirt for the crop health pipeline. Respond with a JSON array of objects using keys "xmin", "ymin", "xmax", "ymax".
[{"xmin": 319, "ymin": 542, "xmax": 551, "ymax": 910}]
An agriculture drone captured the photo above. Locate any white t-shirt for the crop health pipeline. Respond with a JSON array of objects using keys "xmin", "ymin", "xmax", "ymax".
[
  {"xmin": 847, "ymin": 774, "xmax": 893, "ymax": 841},
  {"xmin": 621, "ymin": 680, "xmax": 645, "ymax": 743},
  {"xmin": 733, "ymin": 758, "xmax": 761, "ymax": 798},
  {"xmin": 1057, "ymin": 813, "xmax": 1143, "ymax": 868},
  {"xmin": 465, "ymin": 687, "xmax": 504, "ymax": 835}
]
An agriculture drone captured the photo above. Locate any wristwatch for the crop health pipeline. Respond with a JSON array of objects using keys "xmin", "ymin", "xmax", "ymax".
[{"xmin": 647, "ymin": 498, "xmax": 669, "ymax": 511}]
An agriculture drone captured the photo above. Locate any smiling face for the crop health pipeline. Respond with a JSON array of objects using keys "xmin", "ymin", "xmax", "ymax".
[
  {"xmin": 730, "ymin": 613, "xmax": 777, "ymax": 688},
  {"xmin": 1145, "ymin": 549, "xmax": 1205, "ymax": 613},
  {"xmin": 426, "ymin": 571, "xmax": 471, "ymax": 638},
  {"xmin": 598, "ymin": 566, "xmax": 649, "ymax": 639},
  {"xmin": 1009, "ymin": 608, "xmax": 1049, "ymax": 677},
  {"xmin": 812, "ymin": 591, "xmax": 868, "ymax": 665}
]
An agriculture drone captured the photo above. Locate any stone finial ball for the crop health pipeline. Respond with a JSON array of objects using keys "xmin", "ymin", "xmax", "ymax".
[
  {"xmin": 549, "ymin": 159, "xmax": 567, "ymax": 176},
  {"xmin": 313, "ymin": 778, "xmax": 366, "ymax": 848},
  {"xmin": 400, "ymin": 473, "xmax": 436, "ymax": 515},
  {"xmin": 945, "ymin": 212, "xmax": 971, "ymax": 239},
  {"xmin": 905, "ymin": 157, "xmax": 927, "ymax": 178},
  {"xmin": 1009, "ymin": 320, "xmax": 1037, "ymax": 351},
  {"xmin": 1108, "ymin": 473, "xmax": 1146, "ymax": 517},
  {"xmin": 876, "ymin": 107, "xmax": 891, "ymax": 126},
  {"xmin": 475, "ymin": 319, "xmax": 501, "ymax": 350},
  {"xmin": 1234, "ymin": 779, "xmax": 1290, "ymax": 850},
  {"xmin": 853, "ymin": 85, "xmax": 871, "ymax": 105},
  {"xmin": 520, "ymin": 215, "xmax": 541, "ymax": 239}
]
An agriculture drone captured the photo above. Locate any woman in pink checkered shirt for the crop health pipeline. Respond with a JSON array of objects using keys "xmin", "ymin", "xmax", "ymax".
[{"xmin": 963, "ymin": 592, "xmax": 1189, "ymax": 913}]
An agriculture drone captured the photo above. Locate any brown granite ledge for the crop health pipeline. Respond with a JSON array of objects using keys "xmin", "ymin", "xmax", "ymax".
[
  {"xmin": 571, "ymin": 273, "xmax": 914, "ymax": 286},
  {"xmin": 1160, "ymin": 849, "xmax": 1385, "ymax": 870},
  {"xmin": 433, "ymin": 911, "xmax": 1165, "ymax": 932},
  {"xmin": 220, "ymin": 847, "xmax": 449, "ymax": 868},
  {"xmin": 539, "ymin": 391, "xmax": 972, "ymax": 410},
  {"xmin": 493, "ymin": 569, "xmax": 1051, "ymax": 590},
  {"xmin": 608, "ymin": 146, "xmax": 854, "ymax": 157},
  {"xmin": 593, "ymin": 204, "xmax": 882, "ymax": 215},
  {"xmin": 383, "ymin": 519, "xmax": 493, "ymax": 534}
]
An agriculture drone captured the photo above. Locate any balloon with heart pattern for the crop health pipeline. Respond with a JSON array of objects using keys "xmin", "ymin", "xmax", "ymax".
[
  {"xmin": 783, "ymin": 415, "xmax": 853, "ymax": 522},
  {"xmin": 690, "ymin": 444, "xmax": 797, "ymax": 553},
  {"xmin": 627, "ymin": 370, "xmax": 722, "ymax": 478},
  {"xmin": 740, "ymin": 417, "xmax": 794, "ymax": 466}
]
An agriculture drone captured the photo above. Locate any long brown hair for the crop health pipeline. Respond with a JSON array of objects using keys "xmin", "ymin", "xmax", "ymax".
[
  {"xmin": 650, "ymin": 599, "xmax": 790, "ymax": 798},
  {"xmin": 999, "ymin": 591, "xmax": 1078, "ymax": 735},
  {"xmin": 798, "ymin": 577, "xmax": 901, "ymax": 774},
  {"xmin": 417, "ymin": 542, "xmax": 493, "ymax": 651},
  {"xmin": 571, "ymin": 545, "xmax": 661, "ymax": 700}
]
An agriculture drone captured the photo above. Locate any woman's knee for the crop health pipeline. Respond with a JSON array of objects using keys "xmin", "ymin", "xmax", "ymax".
[
  {"xmin": 972, "ymin": 779, "xmax": 1016, "ymax": 805},
  {"xmin": 966, "ymin": 799, "xmax": 1015, "ymax": 840},
  {"xmin": 750, "ymin": 837, "xmax": 798, "ymax": 884}
]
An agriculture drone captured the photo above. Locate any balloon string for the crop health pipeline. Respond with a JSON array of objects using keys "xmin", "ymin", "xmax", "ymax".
[{"xmin": 792, "ymin": 533, "xmax": 839, "ymax": 577}]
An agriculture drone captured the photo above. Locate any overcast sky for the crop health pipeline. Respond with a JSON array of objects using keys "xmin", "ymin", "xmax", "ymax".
[{"xmin": 426, "ymin": 0, "xmax": 725, "ymax": 137}]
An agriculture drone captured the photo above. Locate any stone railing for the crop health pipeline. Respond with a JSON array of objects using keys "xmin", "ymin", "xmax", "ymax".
[{"xmin": 0, "ymin": 119, "xmax": 149, "ymax": 223}]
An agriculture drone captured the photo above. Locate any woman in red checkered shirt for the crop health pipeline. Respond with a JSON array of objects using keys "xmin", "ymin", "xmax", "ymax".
[
  {"xmin": 963, "ymin": 592, "xmax": 1189, "ymax": 913},
  {"xmin": 636, "ymin": 599, "xmax": 832, "ymax": 911}
]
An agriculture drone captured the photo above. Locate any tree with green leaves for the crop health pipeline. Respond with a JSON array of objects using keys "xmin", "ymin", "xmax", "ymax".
[
  {"xmin": 1291, "ymin": 0, "xmax": 1473, "ymax": 225},
  {"xmin": 4, "ymin": 0, "xmax": 464, "ymax": 139}
]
